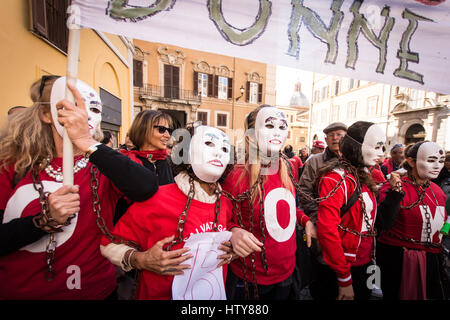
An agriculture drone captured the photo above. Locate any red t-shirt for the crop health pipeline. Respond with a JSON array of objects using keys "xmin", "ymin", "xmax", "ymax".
[
  {"xmin": 222, "ymin": 165, "xmax": 309, "ymax": 285},
  {"xmin": 104, "ymin": 183, "xmax": 233, "ymax": 300},
  {"xmin": 378, "ymin": 177, "xmax": 447, "ymax": 254},
  {"xmin": 0, "ymin": 158, "xmax": 119, "ymax": 299}
]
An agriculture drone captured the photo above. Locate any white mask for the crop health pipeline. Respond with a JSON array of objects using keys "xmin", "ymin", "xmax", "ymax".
[
  {"xmin": 416, "ymin": 142, "xmax": 445, "ymax": 179},
  {"xmin": 189, "ymin": 126, "xmax": 231, "ymax": 183},
  {"xmin": 50, "ymin": 77, "xmax": 102, "ymax": 137},
  {"xmin": 361, "ymin": 124, "xmax": 386, "ymax": 166},
  {"xmin": 254, "ymin": 107, "xmax": 289, "ymax": 157}
]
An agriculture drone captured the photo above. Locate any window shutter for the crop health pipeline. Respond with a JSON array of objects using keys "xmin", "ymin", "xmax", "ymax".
[
  {"xmin": 193, "ymin": 71, "xmax": 198, "ymax": 96},
  {"xmin": 227, "ymin": 78, "xmax": 233, "ymax": 99},
  {"xmin": 207, "ymin": 74, "xmax": 213, "ymax": 97},
  {"xmin": 31, "ymin": 0, "xmax": 48, "ymax": 38},
  {"xmin": 213, "ymin": 75, "xmax": 219, "ymax": 98},
  {"xmin": 245, "ymin": 81, "xmax": 250, "ymax": 102},
  {"xmin": 133, "ymin": 60, "xmax": 143, "ymax": 87},
  {"xmin": 172, "ymin": 66, "xmax": 179, "ymax": 99},
  {"xmin": 258, "ymin": 83, "xmax": 263, "ymax": 103},
  {"xmin": 164, "ymin": 65, "xmax": 172, "ymax": 98}
]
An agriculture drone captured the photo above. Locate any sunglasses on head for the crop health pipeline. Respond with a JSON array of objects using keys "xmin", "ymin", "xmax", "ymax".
[
  {"xmin": 154, "ymin": 125, "xmax": 173, "ymax": 135},
  {"xmin": 38, "ymin": 75, "xmax": 60, "ymax": 101}
]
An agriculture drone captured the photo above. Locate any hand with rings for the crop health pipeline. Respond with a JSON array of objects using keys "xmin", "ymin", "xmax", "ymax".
[{"xmin": 217, "ymin": 240, "xmax": 236, "ymax": 268}]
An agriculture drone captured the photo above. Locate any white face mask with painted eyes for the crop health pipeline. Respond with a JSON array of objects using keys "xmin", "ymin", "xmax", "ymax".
[
  {"xmin": 416, "ymin": 142, "xmax": 445, "ymax": 179},
  {"xmin": 189, "ymin": 126, "xmax": 231, "ymax": 183},
  {"xmin": 254, "ymin": 107, "xmax": 289, "ymax": 157},
  {"xmin": 361, "ymin": 124, "xmax": 386, "ymax": 167},
  {"xmin": 50, "ymin": 77, "xmax": 102, "ymax": 137}
]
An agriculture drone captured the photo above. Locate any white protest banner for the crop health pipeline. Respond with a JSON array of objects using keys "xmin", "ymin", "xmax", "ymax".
[
  {"xmin": 72, "ymin": 0, "xmax": 450, "ymax": 94},
  {"xmin": 172, "ymin": 231, "xmax": 231, "ymax": 300}
]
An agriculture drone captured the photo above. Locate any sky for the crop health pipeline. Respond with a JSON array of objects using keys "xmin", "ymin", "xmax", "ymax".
[{"xmin": 275, "ymin": 65, "xmax": 313, "ymax": 107}]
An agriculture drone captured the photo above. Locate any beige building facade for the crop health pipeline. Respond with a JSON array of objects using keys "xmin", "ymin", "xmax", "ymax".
[
  {"xmin": 132, "ymin": 40, "xmax": 268, "ymax": 146},
  {"xmin": 309, "ymin": 73, "xmax": 449, "ymax": 151},
  {"xmin": 0, "ymin": 0, "xmax": 135, "ymax": 148}
]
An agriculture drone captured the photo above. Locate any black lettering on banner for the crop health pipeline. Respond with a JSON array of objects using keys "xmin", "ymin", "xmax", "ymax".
[
  {"xmin": 287, "ymin": 0, "xmax": 344, "ymax": 63},
  {"xmin": 394, "ymin": 9, "xmax": 433, "ymax": 84},
  {"xmin": 208, "ymin": 0, "xmax": 272, "ymax": 46},
  {"xmin": 107, "ymin": 0, "xmax": 176, "ymax": 21},
  {"xmin": 346, "ymin": 1, "xmax": 395, "ymax": 73}
]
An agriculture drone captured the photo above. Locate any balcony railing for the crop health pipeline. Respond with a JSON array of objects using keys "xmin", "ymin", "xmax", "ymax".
[{"xmin": 135, "ymin": 84, "xmax": 201, "ymax": 105}]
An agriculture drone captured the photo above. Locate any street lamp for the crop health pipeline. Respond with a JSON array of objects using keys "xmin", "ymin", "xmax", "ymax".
[{"xmin": 235, "ymin": 85, "xmax": 245, "ymax": 101}]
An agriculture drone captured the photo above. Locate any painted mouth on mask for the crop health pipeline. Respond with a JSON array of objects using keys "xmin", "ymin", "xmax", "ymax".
[
  {"xmin": 208, "ymin": 159, "xmax": 223, "ymax": 167},
  {"xmin": 269, "ymin": 139, "xmax": 282, "ymax": 144}
]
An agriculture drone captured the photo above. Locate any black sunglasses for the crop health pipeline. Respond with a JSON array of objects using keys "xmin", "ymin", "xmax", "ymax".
[
  {"xmin": 38, "ymin": 75, "xmax": 60, "ymax": 101},
  {"xmin": 154, "ymin": 125, "xmax": 173, "ymax": 135}
]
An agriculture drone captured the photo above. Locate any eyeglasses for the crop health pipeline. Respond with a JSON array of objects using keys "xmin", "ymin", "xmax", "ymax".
[
  {"xmin": 326, "ymin": 132, "xmax": 345, "ymax": 138},
  {"xmin": 38, "ymin": 75, "xmax": 60, "ymax": 101},
  {"xmin": 154, "ymin": 125, "xmax": 173, "ymax": 135}
]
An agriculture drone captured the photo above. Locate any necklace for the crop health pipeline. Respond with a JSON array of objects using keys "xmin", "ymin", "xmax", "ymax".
[{"xmin": 44, "ymin": 157, "xmax": 88, "ymax": 182}]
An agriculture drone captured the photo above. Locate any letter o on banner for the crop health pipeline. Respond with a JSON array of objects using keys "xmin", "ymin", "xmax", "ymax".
[{"xmin": 263, "ymin": 188, "xmax": 296, "ymax": 242}]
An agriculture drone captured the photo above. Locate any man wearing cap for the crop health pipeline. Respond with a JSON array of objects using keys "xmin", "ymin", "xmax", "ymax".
[
  {"xmin": 311, "ymin": 140, "xmax": 326, "ymax": 155},
  {"xmin": 380, "ymin": 144, "xmax": 405, "ymax": 178},
  {"xmin": 298, "ymin": 122, "xmax": 347, "ymax": 220}
]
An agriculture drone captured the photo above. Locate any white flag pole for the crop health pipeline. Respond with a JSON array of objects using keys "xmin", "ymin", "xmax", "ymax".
[{"xmin": 63, "ymin": 5, "xmax": 81, "ymax": 186}]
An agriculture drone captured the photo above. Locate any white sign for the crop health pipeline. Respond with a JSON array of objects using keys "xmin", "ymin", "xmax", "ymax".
[
  {"xmin": 172, "ymin": 231, "xmax": 231, "ymax": 300},
  {"xmin": 72, "ymin": 0, "xmax": 450, "ymax": 94}
]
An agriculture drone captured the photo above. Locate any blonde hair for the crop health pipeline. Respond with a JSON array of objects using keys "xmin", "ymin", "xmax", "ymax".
[
  {"xmin": 236, "ymin": 104, "xmax": 294, "ymax": 200},
  {"xmin": 0, "ymin": 77, "xmax": 58, "ymax": 177}
]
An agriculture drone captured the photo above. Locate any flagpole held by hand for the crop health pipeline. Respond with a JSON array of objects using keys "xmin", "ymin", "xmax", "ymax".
[{"xmin": 63, "ymin": 5, "xmax": 81, "ymax": 186}]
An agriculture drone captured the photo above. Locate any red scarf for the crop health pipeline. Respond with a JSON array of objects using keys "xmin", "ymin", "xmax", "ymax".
[{"xmin": 119, "ymin": 149, "xmax": 167, "ymax": 164}]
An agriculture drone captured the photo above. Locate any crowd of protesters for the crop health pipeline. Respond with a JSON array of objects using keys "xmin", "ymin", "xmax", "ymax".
[{"xmin": 0, "ymin": 77, "xmax": 448, "ymax": 301}]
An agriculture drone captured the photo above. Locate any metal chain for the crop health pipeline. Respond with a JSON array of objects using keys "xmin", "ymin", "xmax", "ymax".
[
  {"xmin": 258, "ymin": 178, "xmax": 268, "ymax": 275},
  {"xmin": 165, "ymin": 175, "xmax": 196, "ymax": 251},
  {"xmin": 394, "ymin": 175, "xmax": 436, "ymax": 247},
  {"xmin": 89, "ymin": 166, "xmax": 141, "ymax": 250},
  {"xmin": 31, "ymin": 167, "xmax": 66, "ymax": 281}
]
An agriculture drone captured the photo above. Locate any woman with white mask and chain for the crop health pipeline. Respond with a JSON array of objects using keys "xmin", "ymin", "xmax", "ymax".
[
  {"xmin": 0, "ymin": 76, "xmax": 159, "ymax": 299},
  {"xmin": 376, "ymin": 141, "xmax": 448, "ymax": 300},
  {"xmin": 310, "ymin": 121, "xmax": 396, "ymax": 300},
  {"xmin": 101, "ymin": 123, "xmax": 261, "ymax": 300},
  {"xmin": 222, "ymin": 105, "xmax": 315, "ymax": 300}
]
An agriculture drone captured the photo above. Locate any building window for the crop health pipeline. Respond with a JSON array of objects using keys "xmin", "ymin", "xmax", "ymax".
[
  {"xmin": 347, "ymin": 101, "xmax": 357, "ymax": 119},
  {"xmin": 218, "ymin": 76, "xmax": 228, "ymax": 100},
  {"xmin": 249, "ymin": 82, "xmax": 259, "ymax": 104},
  {"xmin": 164, "ymin": 64, "xmax": 180, "ymax": 99},
  {"xmin": 31, "ymin": 0, "xmax": 70, "ymax": 53},
  {"xmin": 215, "ymin": 112, "xmax": 229, "ymax": 128},
  {"xmin": 321, "ymin": 85, "xmax": 329, "ymax": 100},
  {"xmin": 198, "ymin": 73, "xmax": 208, "ymax": 97},
  {"xmin": 246, "ymin": 81, "xmax": 263, "ymax": 104},
  {"xmin": 133, "ymin": 59, "xmax": 143, "ymax": 87},
  {"xmin": 331, "ymin": 105, "xmax": 340, "ymax": 121},
  {"xmin": 197, "ymin": 111, "xmax": 208, "ymax": 125},
  {"xmin": 348, "ymin": 78, "xmax": 356, "ymax": 90},
  {"xmin": 367, "ymin": 96, "xmax": 379, "ymax": 116},
  {"xmin": 334, "ymin": 80, "xmax": 341, "ymax": 96}
]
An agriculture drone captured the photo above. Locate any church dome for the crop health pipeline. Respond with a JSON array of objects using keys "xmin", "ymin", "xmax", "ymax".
[{"xmin": 289, "ymin": 82, "xmax": 309, "ymax": 107}]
